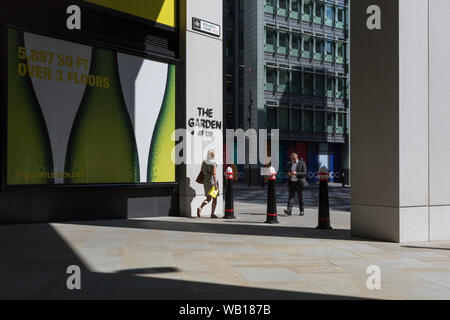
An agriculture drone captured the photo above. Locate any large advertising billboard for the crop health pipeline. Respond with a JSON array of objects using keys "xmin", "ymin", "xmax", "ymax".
[
  {"xmin": 7, "ymin": 28, "xmax": 176, "ymax": 185},
  {"xmin": 83, "ymin": 0, "xmax": 176, "ymax": 28}
]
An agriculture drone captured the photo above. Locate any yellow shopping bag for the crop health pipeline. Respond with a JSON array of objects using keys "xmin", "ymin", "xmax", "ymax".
[{"xmin": 208, "ymin": 185, "xmax": 219, "ymax": 199}]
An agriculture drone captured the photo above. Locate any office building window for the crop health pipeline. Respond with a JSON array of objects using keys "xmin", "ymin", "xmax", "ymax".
[
  {"xmin": 303, "ymin": 73, "xmax": 313, "ymax": 95},
  {"xmin": 314, "ymin": 2, "xmax": 323, "ymax": 24},
  {"xmin": 315, "ymin": 74, "xmax": 324, "ymax": 97},
  {"xmin": 291, "ymin": 71, "xmax": 301, "ymax": 93},
  {"xmin": 278, "ymin": 69, "xmax": 289, "ymax": 93},
  {"xmin": 292, "ymin": 107, "xmax": 301, "ymax": 131},
  {"xmin": 326, "ymin": 76, "xmax": 335, "ymax": 98},
  {"xmin": 314, "ymin": 38, "xmax": 324, "ymax": 60},
  {"xmin": 266, "ymin": 106, "xmax": 278, "ymax": 129},
  {"xmin": 315, "ymin": 3, "xmax": 322, "ymax": 17},
  {"xmin": 303, "ymin": 109, "xmax": 313, "ymax": 132},
  {"xmin": 291, "ymin": 33, "xmax": 300, "ymax": 57},
  {"xmin": 265, "ymin": 28, "xmax": 276, "ymax": 53},
  {"xmin": 279, "ymin": 0, "xmax": 287, "ymax": 16},
  {"xmin": 315, "ymin": 111, "xmax": 324, "ymax": 133},
  {"xmin": 265, "ymin": 0, "xmax": 275, "ymax": 14},
  {"xmin": 326, "ymin": 113, "xmax": 335, "ymax": 133},
  {"xmin": 326, "ymin": 41, "xmax": 334, "ymax": 56},
  {"xmin": 325, "ymin": 40, "xmax": 334, "ymax": 62},
  {"xmin": 337, "ymin": 78, "xmax": 345, "ymax": 98},
  {"xmin": 339, "ymin": 113, "xmax": 345, "ymax": 126},
  {"xmin": 265, "ymin": 67, "xmax": 276, "ymax": 91},
  {"xmin": 291, "ymin": 0, "xmax": 300, "ymax": 18},
  {"xmin": 279, "ymin": 107, "xmax": 290, "ymax": 130},
  {"xmin": 278, "ymin": 31, "xmax": 288, "ymax": 55},
  {"xmin": 336, "ymin": 42, "xmax": 346, "ymax": 64},
  {"xmin": 337, "ymin": 8, "xmax": 344, "ymax": 21},
  {"xmin": 325, "ymin": 5, "xmax": 334, "ymax": 26},
  {"xmin": 315, "ymin": 39, "xmax": 323, "ymax": 53},
  {"xmin": 336, "ymin": 8, "xmax": 345, "ymax": 28},
  {"xmin": 302, "ymin": 36, "xmax": 312, "ymax": 58},
  {"xmin": 336, "ymin": 113, "xmax": 345, "ymax": 134},
  {"xmin": 302, "ymin": 0, "xmax": 312, "ymax": 21}
]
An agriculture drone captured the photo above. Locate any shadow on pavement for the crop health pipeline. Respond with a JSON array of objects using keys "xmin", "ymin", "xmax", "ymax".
[
  {"xmin": 401, "ymin": 246, "xmax": 450, "ymax": 251},
  {"xmin": 0, "ymin": 222, "xmax": 364, "ymax": 299},
  {"xmin": 70, "ymin": 218, "xmax": 373, "ymax": 242}
]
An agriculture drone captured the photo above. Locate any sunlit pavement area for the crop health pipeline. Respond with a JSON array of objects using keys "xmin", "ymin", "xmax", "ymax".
[{"xmin": 1, "ymin": 199, "xmax": 450, "ymax": 300}]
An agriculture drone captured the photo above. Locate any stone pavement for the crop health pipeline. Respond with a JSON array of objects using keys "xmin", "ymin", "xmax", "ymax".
[{"xmin": 1, "ymin": 201, "xmax": 450, "ymax": 300}]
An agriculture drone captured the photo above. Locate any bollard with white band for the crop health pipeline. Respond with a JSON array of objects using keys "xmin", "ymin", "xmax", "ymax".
[
  {"xmin": 265, "ymin": 166, "xmax": 279, "ymax": 224},
  {"xmin": 224, "ymin": 166, "xmax": 236, "ymax": 219},
  {"xmin": 317, "ymin": 166, "xmax": 332, "ymax": 230}
]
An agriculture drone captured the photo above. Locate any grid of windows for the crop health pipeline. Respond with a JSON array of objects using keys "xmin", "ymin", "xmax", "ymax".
[
  {"xmin": 262, "ymin": 0, "xmax": 349, "ymax": 138},
  {"xmin": 264, "ymin": 28, "xmax": 346, "ymax": 64},
  {"xmin": 264, "ymin": 0, "xmax": 347, "ymax": 29},
  {"xmin": 264, "ymin": 66, "xmax": 348, "ymax": 99},
  {"xmin": 265, "ymin": 105, "xmax": 348, "ymax": 134},
  {"xmin": 224, "ymin": 0, "xmax": 349, "ymax": 144}
]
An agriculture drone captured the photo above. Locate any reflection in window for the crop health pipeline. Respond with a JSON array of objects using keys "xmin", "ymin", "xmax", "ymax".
[
  {"xmin": 326, "ymin": 41, "xmax": 334, "ymax": 55},
  {"xmin": 326, "ymin": 6, "xmax": 334, "ymax": 21}
]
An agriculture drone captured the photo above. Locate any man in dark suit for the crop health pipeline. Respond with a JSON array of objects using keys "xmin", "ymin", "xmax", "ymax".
[{"xmin": 284, "ymin": 153, "xmax": 308, "ymax": 216}]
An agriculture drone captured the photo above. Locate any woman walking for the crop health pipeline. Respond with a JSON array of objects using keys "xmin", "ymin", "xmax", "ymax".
[{"xmin": 197, "ymin": 150, "xmax": 219, "ymax": 218}]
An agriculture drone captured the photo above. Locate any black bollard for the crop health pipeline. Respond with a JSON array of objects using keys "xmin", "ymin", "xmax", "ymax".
[
  {"xmin": 265, "ymin": 167, "xmax": 279, "ymax": 224},
  {"xmin": 224, "ymin": 167, "xmax": 236, "ymax": 219},
  {"xmin": 316, "ymin": 167, "xmax": 332, "ymax": 230}
]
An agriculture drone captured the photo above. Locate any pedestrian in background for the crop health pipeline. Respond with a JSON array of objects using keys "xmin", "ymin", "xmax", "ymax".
[
  {"xmin": 197, "ymin": 150, "xmax": 219, "ymax": 218},
  {"xmin": 284, "ymin": 153, "xmax": 308, "ymax": 216}
]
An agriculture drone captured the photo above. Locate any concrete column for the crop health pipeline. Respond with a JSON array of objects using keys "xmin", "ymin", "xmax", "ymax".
[
  {"xmin": 428, "ymin": 0, "xmax": 450, "ymax": 240},
  {"xmin": 351, "ymin": 0, "xmax": 450, "ymax": 242},
  {"xmin": 178, "ymin": 0, "xmax": 223, "ymax": 217}
]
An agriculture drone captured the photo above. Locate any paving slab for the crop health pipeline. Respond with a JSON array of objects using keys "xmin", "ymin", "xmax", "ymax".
[{"xmin": 0, "ymin": 200, "xmax": 450, "ymax": 299}]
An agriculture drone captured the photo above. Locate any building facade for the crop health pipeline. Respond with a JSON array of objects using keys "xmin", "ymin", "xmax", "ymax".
[
  {"xmin": 224, "ymin": 0, "xmax": 350, "ymax": 184},
  {"xmin": 351, "ymin": 0, "xmax": 450, "ymax": 242},
  {"xmin": 0, "ymin": 0, "xmax": 223, "ymax": 223}
]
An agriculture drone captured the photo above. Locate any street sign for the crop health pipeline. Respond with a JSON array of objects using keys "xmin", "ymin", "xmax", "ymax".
[{"xmin": 192, "ymin": 17, "xmax": 220, "ymax": 37}]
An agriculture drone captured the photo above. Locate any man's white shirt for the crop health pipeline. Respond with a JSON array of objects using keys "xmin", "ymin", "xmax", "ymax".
[{"xmin": 290, "ymin": 161, "xmax": 299, "ymax": 182}]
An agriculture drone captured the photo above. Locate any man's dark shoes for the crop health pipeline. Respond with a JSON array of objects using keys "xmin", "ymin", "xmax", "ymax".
[
  {"xmin": 299, "ymin": 211, "xmax": 305, "ymax": 216},
  {"xmin": 284, "ymin": 210, "xmax": 292, "ymax": 216}
]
